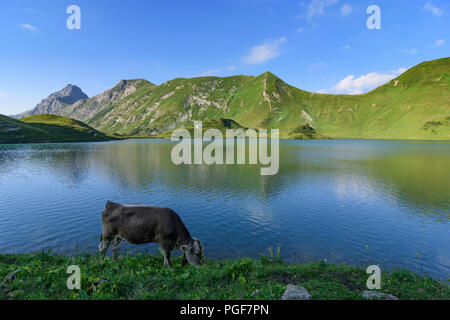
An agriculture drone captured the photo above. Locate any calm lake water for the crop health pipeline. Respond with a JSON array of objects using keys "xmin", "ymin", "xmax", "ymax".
[{"xmin": 0, "ymin": 139, "xmax": 449, "ymax": 279}]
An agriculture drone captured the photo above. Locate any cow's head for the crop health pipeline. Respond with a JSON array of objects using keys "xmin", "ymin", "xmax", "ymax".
[{"xmin": 181, "ymin": 238, "xmax": 204, "ymax": 267}]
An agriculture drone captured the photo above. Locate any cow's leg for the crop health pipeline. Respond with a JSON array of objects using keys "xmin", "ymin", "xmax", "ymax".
[
  {"xmin": 98, "ymin": 238, "xmax": 112, "ymax": 258},
  {"xmin": 181, "ymin": 254, "xmax": 188, "ymax": 267},
  {"xmin": 111, "ymin": 236, "xmax": 122, "ymax": 259},
  {"xmin": 99, "ymin": 226, "xmax": 114, "ymax": 258},
  {"xmin": 163, "ymin": 251, "xmax": 171, "ymax": 267},
  {"xmin": 159, "ymin": 241, "xmax": 173, "ymax": 267}
]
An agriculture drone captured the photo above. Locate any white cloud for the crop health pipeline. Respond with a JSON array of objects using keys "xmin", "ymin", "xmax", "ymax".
[
  {"xmin": 24, "ymin": 8, "xmax": 44, "ymax": 14},
  {"xmin": 201, "ymin": 69, "xmax": 220, "ymax": 76},
  {"xmin": 296, "ymin": 27, "xmax": 304, "ymax": 33},
  {"xmin": 0, "ymin": 92, "xmax": 7, "ymax": 97},
  {"xmin": 227, "ymin": 65, "xmax": 236, "ymax": 71},
  {"xmin": 340, "ymin": 4, "xmax": 353, "ymax": 16},
  {"xmin": 307, "ymin": 0, "xmax": 338, "ymax": 19},
  {"xmin": 242, "ymin": 37, "xmax": 286, "ymax": 65},
  {"xmin": 331, "ymin": 68, "xmax": 407, "ymax": 94},
  {"xmin": 343, "ymin": 45, "xmax": 351, "ymax": 50},
  {"xmin": 18, "ymin": 24, "xmax": 38, "ymax": 33},
  {"xmin": 423, "ymin": 2, "xmax": 443, "ymax": 16},
  {"xmin": 316, "ymin": 89, "xmax": 328, "ymax": 94},
  {"xmin": 402, "ymin": 48, "xmax": 418, "ymax": 55},
  {"xmin": 309, "ymin": 62, "xmax": 327, "ymax": 71},
  {"xmin": 435, "ymin": 40, "xmax": 445, "ymax": 46}
]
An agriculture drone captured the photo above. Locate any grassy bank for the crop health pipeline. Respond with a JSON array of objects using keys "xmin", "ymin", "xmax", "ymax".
[
  {"xmin": 1, "ymin": 252, "xmax": 448, "ymax": 300},
  {"xmin": 0, "ymin": 114, "xmax": 120, "ymax": 144}
]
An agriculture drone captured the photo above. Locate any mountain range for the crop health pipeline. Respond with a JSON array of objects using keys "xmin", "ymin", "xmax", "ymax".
[{"xmin": 10, "ymin": 57, "xmax": 450, "ymax": 140}]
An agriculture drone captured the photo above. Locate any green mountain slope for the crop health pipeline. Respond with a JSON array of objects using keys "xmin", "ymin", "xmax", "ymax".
[
  {"xmin": 86, "ymin": 75, "xmax": 255, "ymax": 136},
  {"xmin": 17, "ymin": 57, "xmax": 450, "ymax": 140},
  {"xmin": 63, "ymin": 79, "xmax": 155, "ymax": 124},
  {"xmin": 0, "ymin": 114, "xmax": 116, "ymax": 144},
  {"xmin": 312, "ymin": 57, "xmax": 450, "ymax": 140}
]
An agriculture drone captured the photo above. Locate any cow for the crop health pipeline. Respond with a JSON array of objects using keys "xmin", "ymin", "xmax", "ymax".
[{"xmin": 98, "ymin": 201, "xmax": 204, "ymax": 267}]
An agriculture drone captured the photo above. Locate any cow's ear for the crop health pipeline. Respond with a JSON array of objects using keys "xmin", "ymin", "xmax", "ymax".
[
  {"xmin": 106, "ymin": 201, "xmax": 117, "ymax": 209},
  {"xmin": 180, "ymin": 245, "xmax": 187, "ymax": 253}
]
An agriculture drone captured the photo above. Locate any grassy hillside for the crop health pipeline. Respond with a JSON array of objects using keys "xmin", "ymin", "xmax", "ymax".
[
  {"xmin": 312, "ymin": 58, "xmax": 450, "ymax": 140},
  {"xmin": 63, "ymin": 79, "xmax": 155, "ymax": 125},
  {"xmin": 0, "ymin": 114, "xmax": 116, "ymax": 144},
  {"xmin": 81, "ymin": 58, "xmax": 450, "ymax": 140},
  {"xmin": 14, "ymin": 57, "xmax": 450, "ymax": 140},
  {"xmin": 84, "ymin": 75, "xmax": 255, "ymax": 136},
  {"xmin": 1, "ymin": 253, "xmax": 448, "ymax": 300}
]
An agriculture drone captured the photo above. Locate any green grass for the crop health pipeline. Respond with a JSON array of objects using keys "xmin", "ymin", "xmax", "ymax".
[
  {"xmin": 1, "ymin": 252, "xmax": 448, "ymax": 300},
  {"xmin": 0, "ymin": 114, "xmax": 119, "ymax": 144}
]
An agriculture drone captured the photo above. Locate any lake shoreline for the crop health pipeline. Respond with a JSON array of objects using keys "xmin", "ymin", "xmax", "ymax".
[
  {"xmin": 1, "ymin": 253, "xmax": 448, "ymax": 300},
  {"xmin": 2, "ymin": 136, "xmax": 450, "ymax": 145}
]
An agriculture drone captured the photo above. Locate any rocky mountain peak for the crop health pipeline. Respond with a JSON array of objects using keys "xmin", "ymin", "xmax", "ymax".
[
  {"xmin": 17, "ymin": 84, "xmax": 89, "ymax": 118},
  {"xmin": 54, "ymin": 84, "xmax": 89, "ymax": 104}
]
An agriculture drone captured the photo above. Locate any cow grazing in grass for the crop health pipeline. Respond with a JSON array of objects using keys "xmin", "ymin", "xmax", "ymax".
[{"xmin": 99, "ymin": 201, "xmax": 204, "ymax": 267}]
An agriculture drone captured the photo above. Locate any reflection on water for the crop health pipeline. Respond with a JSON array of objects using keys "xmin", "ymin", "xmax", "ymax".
[{"xmin": 0, "ymin": 139, "xmax": 448, "ymax": 279}]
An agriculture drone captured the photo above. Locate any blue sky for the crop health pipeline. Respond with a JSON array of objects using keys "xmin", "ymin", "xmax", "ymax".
[{"xmin": 0, "ymin": 0, "xmax": 449, "ymax": 115}]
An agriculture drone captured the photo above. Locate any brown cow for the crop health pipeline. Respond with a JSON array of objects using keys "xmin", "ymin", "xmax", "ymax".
[{"xmin": 99, "ymin": 201, "xmax": 204, "ymax": 267}]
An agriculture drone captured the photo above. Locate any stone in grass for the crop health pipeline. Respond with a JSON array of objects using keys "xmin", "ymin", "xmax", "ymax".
[
  {"xmin": 281, "ymin": 284, "xmax": 312, "ymax": 300},
  {"xmin": 251, "ymin": 289, "xmax": 260, "ymax": 297},
  {"xmin": 1, "ymin": 269, "xmax": 20, "ymax": 288},
  {"xmin": 5, "ymin": 269, "xmax": 20, "ymax": 281},
  {"xmin": 362, "ymin": 291, "xmax": 399, "ymax": 300}
]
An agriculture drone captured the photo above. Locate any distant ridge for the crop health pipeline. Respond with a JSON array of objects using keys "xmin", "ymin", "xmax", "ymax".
[{"xmin": 12, "ymin": 57, "xmax": 450, "ymax": 140}]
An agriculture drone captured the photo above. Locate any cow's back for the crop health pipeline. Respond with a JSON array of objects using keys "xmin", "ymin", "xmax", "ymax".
[{"xmin": 103, "ymin": 204, "xmax": 179, "ymax": 244}]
